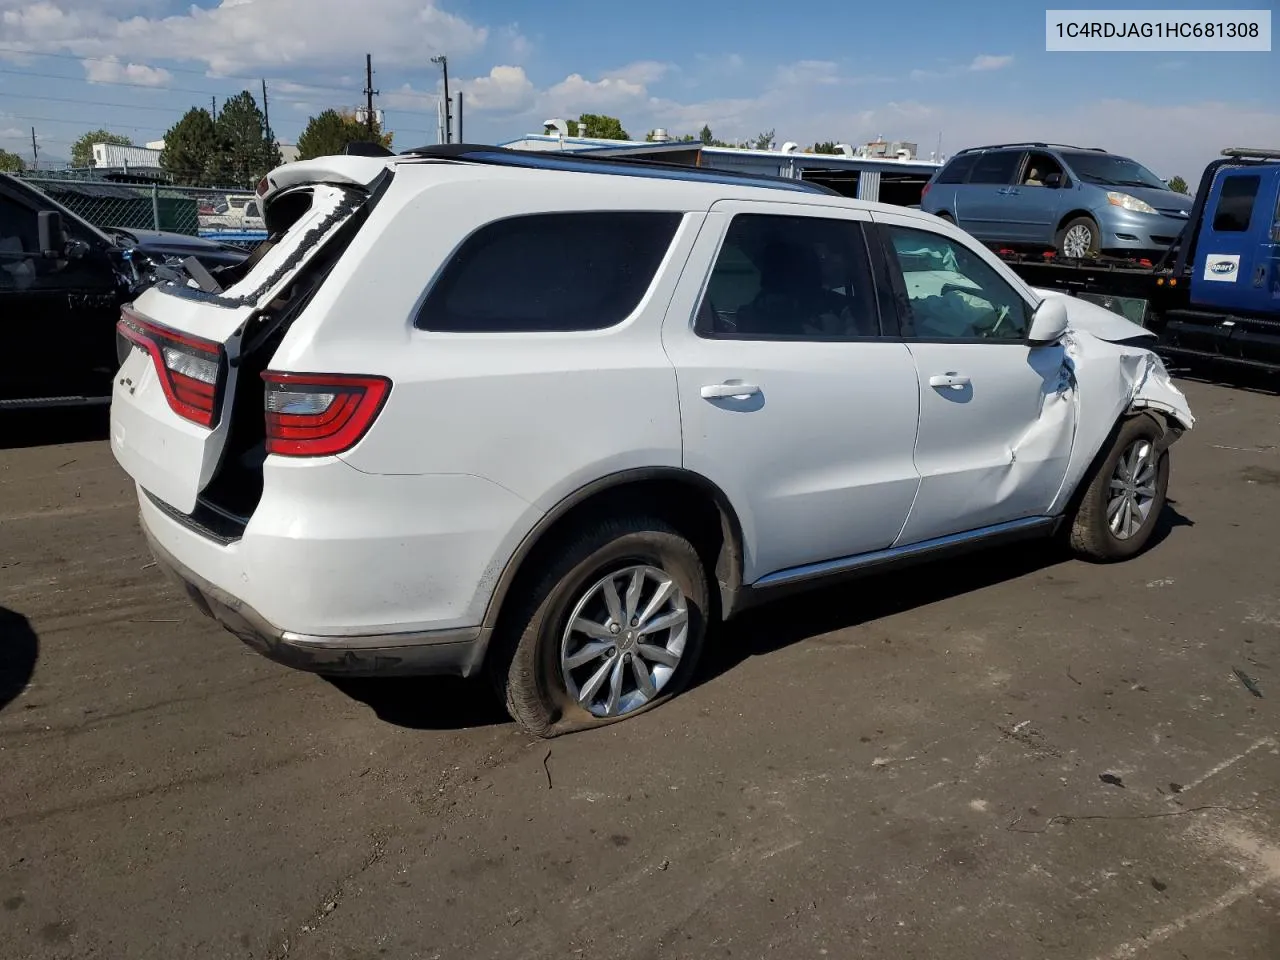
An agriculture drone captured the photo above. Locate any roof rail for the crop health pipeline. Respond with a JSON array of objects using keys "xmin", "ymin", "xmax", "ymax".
[
  {"xmin": 955, "ymin": 142, "xmax": 1107, "ymax": 154},
  {"xmin": 397, "ymin": 143, "xmax": 841, "ymax": 196},
  {"xmin": 1221, "ymin": 147, "xmax": 1280, "ymax": 161}
]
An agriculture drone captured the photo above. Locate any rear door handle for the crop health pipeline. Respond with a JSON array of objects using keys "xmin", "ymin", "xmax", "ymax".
[
  {"xmin": 700, "ymin": 382, "xmax": 761, "ymax": 400},
  {"xmin": 929, "ymin": 373, "xmax": 970, "ymax": 390}
]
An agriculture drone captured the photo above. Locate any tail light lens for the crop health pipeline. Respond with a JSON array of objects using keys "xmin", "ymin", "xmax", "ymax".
[
  {"xmin": 262, "ymin": 372, "xmax": 391, "ymax": 457},
  {"xmin": 921, "ymin": 183, "xmax": 932, "ymax": 202},
  {"xmin": 117, "ymin": 306, "xmax": 223, "ymax": 427}
]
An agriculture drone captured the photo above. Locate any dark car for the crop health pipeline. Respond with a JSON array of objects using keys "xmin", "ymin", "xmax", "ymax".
[{"xmin": 1, "ymin": 174, "xmax": 250, "ymax": 409}]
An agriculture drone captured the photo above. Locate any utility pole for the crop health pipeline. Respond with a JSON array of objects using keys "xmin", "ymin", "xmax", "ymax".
[
  {"xmin": 211, "ymin": 96, "xmax": 217, "ymax": 121},
  {"xmin": 457, "ymin": 90, "xmax": 463, "ymax": 143},
  {"xmin": 30, "ymin": 127, "xmax": 38, "ymax": 170},
  {"xmin": 431, "ymin": 55, "xmax": 450, "ymax": 143},
  {"xmin": 261, "ymin": 78, "xmax": 271, "ymax": 138},
  {"xmin": 363, "ymin": 54, "xmax": 378, "ymax": 138}
]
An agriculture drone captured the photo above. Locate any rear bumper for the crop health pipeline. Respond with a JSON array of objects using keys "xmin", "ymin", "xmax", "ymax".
[{"xmin": 143, "ymin": 526, "xmax": 492, "ymax": 677}]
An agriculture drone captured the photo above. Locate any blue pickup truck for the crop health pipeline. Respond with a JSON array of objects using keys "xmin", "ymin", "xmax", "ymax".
[{"xmin": 997, "ymin": 148, "xmax": 1280, "ymax": 373}]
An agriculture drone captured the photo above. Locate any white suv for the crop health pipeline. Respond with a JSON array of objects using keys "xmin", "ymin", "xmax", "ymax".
[{"xmin": 110, "ymin": 147, "xmax": 1194, "ymax": 737}]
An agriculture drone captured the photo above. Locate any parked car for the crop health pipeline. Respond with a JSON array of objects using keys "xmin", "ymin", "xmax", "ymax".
[
  {"xmin": 200, "ymin": 197, "xmax": 264, "ymax": 231},
  {"xmin": 110, "ymin": 147, "xmax": 1194, "ymax": 737},
  {"xmin": 921, "ymin": 142, "xmax": 1194, "ymax": 259},
  {"xmin": 1, "ymin": 172, "xmax": 250, "ymax": 408}
]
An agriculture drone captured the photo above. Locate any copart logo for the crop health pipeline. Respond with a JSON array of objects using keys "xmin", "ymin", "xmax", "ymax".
[{"xmin": 1210, "ymin": 260, "xmax": 1237, "ymax": 276}]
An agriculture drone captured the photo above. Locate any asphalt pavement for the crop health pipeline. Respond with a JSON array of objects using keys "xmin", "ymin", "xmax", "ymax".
[{"xmin": 1, "ymin": 379, "xmax": 1278, "ymax": 960}]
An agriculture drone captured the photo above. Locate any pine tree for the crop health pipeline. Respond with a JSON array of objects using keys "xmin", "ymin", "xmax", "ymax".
[
  {"xmin": 160, "ymin": 107, "xmax": 220, "ymax": 186},
  {"xmin": 297, "ymin": 109, "xmax": 391, "ymax": 160},
  {"xmin": 216, "ymin": 91, "xmax": 280, "ymax": 187}
]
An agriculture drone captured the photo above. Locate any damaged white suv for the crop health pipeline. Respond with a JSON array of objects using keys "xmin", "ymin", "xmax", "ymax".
[{"xmin": 110, "ymin": 146, "xmax": 1194, "ymax": 737}]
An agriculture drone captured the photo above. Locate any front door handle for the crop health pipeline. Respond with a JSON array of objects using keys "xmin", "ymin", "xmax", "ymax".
[
  {"xmin": 700, "ymin": 382, "xmax": 761, "ymax": 400},
  {"xmin": 929, "ymin": 373, "xmax": 970, "ymax": 390}
]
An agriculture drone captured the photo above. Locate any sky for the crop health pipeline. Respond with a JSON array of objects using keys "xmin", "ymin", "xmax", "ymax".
[{"xmin": 0, "ymin": 0, "xmax": 1276, "ymax": 181}]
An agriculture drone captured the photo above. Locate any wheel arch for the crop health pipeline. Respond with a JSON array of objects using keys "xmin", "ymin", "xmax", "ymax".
[
  {"xmin": 1056, "ymin": 208, "xmax": 1099, "ymax": 233},
  {"xmin": 480, "ymin": 467, "xmax": 748, "ymax": 638},
  {"xmin": 1061, "ymin": 408, "xmax": 1171, "ymax": 519}
]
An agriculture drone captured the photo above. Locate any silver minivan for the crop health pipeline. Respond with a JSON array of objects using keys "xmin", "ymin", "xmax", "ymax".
[{"xmin": 921, "ymin": 142, "xmax": 1193, "ymax": 259}]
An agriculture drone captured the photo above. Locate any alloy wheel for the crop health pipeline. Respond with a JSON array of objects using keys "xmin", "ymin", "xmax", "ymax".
[
  {"xmin": 559, "ymin": 565, "xmax": 689, "ymax": 718},
  {"xmin": 1107, "ymin": 439, "xmax": 1158, "ymax": 540}
]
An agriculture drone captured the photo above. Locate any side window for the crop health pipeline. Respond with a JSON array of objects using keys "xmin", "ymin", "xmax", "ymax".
[
  {"xmin": 0, "ymin": 194, "xmax": 40, "ymax": 291},
  {"xmin": 883, "ymin": 225, "xmax": 1032, "ymax": 341},
  {"xmin": 696, "ymin": 213, "xmax": 880, "ymax": 340},
  {"xmin": 1021, "ymin": 152, "xmax": 1064, "ymax": 187},
  {"xmin": 244, "ymin": 201, "xmax": 260, "ymax": 219},
  {"xmin": 1212, "ymin": 175, "xmax": 1261, "ymax": 232},
  {"xmin": 968, "ymin": 150, "xmax": 1021, "ymax": 185},
  {"xmin": 416, "ymin": 211, "xmax": 682, "ymax": 333},
  {"xmin": 937, "ymin": 154, "xmax": 978, "ymax": 184}
]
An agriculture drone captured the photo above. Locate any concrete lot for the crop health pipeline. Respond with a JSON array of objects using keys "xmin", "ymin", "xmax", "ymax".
[{"xmin": 2, "ymin": 379, "xmax": 1278, "ymax": 960}]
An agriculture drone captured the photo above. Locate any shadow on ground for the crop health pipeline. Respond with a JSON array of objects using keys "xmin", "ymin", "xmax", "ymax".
[
  {"xmin": 327, "ymin": 504, "xmax": 1193, "ymax": 731},
  {"xmin": 1, "ymin": 408, "xmax": 111, "ymax": 451},
  {"xmin": 0, "ymin": 607, "xmax": 39, "ymax": 713}
]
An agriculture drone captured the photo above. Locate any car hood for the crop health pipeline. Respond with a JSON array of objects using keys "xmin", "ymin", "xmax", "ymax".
[
  {"xmin": 1031, "ymin": 287, "xmax": 1156, "ymax": 343},
  {"xmin": 110, "ymin": 228, "xmax": 245, "ymax": 255}
]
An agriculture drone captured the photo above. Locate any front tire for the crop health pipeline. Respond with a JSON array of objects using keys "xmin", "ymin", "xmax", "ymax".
[
  {"xmin": 1068, "ymin": 416, "xmax": 1170, "ymax": 562},
  {"xmin": 492, "ymin": 516, "xmax": 709, "ymax": 738}
]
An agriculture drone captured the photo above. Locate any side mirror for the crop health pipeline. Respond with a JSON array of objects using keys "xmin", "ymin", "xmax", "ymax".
[
  {"xmin": 1043, "ymin": 172, "xmax": 1063, "ymax": 188},
  {"xmin": 37, "ymin": 210, "xmax": 67, "ymax": 258},
  {"xmin": 1028, "ymin": 296, "xmax": 1069, "ymax": 344}
]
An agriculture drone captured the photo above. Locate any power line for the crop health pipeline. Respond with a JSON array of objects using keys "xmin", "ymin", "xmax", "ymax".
[{"xmin": 0, "ymin": 46, "xmax": 367, "ymax": 96}]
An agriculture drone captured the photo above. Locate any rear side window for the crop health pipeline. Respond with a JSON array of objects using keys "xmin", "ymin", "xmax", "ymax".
[
  {"xmin": 1212, "ymin": 175, "xmax": 1261, "ymax": 232},
  {"xmin": 968, "ymin": 151, "xmax": 1020, "ymax": 185},
  {"xmin": 416, "ymin": 212, "xmax": 682, "ymax": 333},
  {"xmin": 937, "ymin": 154, "xmax": 978, "ymax": 184}
]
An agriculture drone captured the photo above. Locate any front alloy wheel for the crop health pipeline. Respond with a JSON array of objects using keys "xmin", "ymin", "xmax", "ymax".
[{"xmin": 1106, "ymin": 438, "xmax": 1158, "ymax": 540}]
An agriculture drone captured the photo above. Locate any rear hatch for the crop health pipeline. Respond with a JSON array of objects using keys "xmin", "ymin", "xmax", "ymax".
[{"xmin": 111, "ymin": 158, "xmax": 389, "ymax": 523}]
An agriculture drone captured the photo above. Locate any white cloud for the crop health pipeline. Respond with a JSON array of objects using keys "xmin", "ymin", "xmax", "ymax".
[
  {"xmin": 775, "ymin": 59, "xmax": 841, "ymax": 86},
  {"xmin": 460, "ymin": 65, "xmax": 536, "ymax": 113},
  {"xmin": 82, "ymin": 55, "xmax": 171, "ymax": 86},
  {"xmin": 542, "ymin": 72, "xmax": 649, "ymax": 114},
  {"xmin": 603, "ymin": 60, "xmax": 672, "ymax": 86},
  {"xmin": 969, "ymin": 54, "xmax": 1014, "ymax": 72},
  {"xmin": 0, "ymin": 0, "xmax": 495, "ymax": 73}
]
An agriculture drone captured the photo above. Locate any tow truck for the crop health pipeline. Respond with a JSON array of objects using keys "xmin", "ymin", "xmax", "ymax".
[{"xmin": 995, "ymin": 148, "xmax": 1280, "ymax": 373}]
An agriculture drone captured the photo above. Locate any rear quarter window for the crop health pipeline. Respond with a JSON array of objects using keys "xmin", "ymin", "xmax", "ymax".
[
  {"xmin": 415, "ymin": 211, "xmax": 682, "ymax": 333},
  {"xmin": 936, "ymin": 154, "xmax": 977, "ymax": 184}
]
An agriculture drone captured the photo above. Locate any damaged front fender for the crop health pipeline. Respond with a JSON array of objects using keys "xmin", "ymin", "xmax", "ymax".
[{"xmin": 1046, "ymin": 330, "xmax": 1194, "ymax": 517}]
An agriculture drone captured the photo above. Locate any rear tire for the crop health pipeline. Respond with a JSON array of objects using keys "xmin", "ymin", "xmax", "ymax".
[
  {"xmin": 936, "ymin": 211, "xmax": 955, "ymax": 223},
  {"xmin": 1057, "ymin": 216, "xmax": 1101, "ymax": 259},
  {"xmin": 491, "ymin": 516, "xmax": 709, "ymax": 738},
  {"xmin": 1068, "ymin": 416, "xmax": 1169, "ymax": 562}
]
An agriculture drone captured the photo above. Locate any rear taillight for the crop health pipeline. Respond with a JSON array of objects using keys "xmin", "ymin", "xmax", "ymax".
[
  {"xmin": 117, "ymin": 306, "xmax": 223, "ymax": 427},
  {"xmin": 261, "ymin": 372, "xmax": 391, "ymax": 457},
  {"xmin": 921, "ymin": 182, "xmax": 932, "ymax": 202}
]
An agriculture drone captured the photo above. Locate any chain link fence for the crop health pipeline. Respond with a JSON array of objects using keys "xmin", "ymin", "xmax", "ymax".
[{"xmin": 16, "ymin": 173, "xmax": 268, "ymax": 249}]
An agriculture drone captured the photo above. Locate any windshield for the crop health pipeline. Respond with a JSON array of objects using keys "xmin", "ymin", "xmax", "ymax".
[{"xmin": 1061, "ymin": 152, "xmax": 1168, "ymax": 190}]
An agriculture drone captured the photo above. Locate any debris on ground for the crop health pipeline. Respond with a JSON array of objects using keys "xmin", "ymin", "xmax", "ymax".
[
  {"xmin": 1099, "ymin": 773, "xmax": 1126, "ymax": 788},
  {"xmin": 1232, "ymin": 667, "xmax": 1263, "ymax": 699}
]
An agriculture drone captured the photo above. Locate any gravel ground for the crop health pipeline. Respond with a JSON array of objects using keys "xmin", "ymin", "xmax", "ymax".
[{"xmin": 1, "ymin": 378, "xmax": 1278, "ymax": 960}]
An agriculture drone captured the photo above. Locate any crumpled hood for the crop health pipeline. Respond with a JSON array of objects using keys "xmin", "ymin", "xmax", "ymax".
[{"xmin": 1031, "ymin": 287, "xmax": 1155, "ymax": 343}]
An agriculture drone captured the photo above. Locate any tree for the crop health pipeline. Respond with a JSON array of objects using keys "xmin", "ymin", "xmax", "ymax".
[
  {"xmin": 0, "ymin": 149, "xmax": 25, "ymax": 173},
  {"xmin": 699, "ymin": 124, "xmax": 714, "ymax": 145},
  {"xmin": 1167, "ymin": 175, "xmax": 1189, "ymax": 195},
  {"xmin": 160, "ymin": 107, "xmax": 221, "ymax": 186},
  {"xmin": 575, "ymin": 114, "xmax": 629, "ymax": 140},
  {"xmin": 216, "ymin": 90, "xmax": 280, "ymax": 187},
  {"xmin": 753, "ymin": 129, "xmax": 775, "ymax": 150},
  {"xmin": 70, "ymin": 129, "xmax": 132, "ymax": 169},
  {"xmin": 812, "ymin": 141, "xmax": 839, "ymax": 155},
  {"xmin": 297, "ymin": 109, "xmax": 392, "ymax": 161}
]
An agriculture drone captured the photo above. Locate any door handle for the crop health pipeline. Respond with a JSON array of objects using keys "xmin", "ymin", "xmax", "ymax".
[
  {"xmin": 700, "ymin": 382, "xmax": 761, "ymax": 400},
  {"xmin": 929, "ymin": 373, "xmax": 970, "ymax": 390}
]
